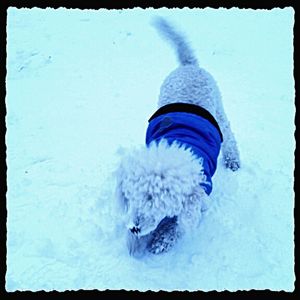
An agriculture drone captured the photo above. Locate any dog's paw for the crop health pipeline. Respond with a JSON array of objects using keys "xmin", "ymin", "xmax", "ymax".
[
  {"xmin": 147, "ymin": 216, "xmax": 181, "ymax": 254},
  {"xmin": 224, "ymin": 156, "xmax": 240, "ymax": 171}
]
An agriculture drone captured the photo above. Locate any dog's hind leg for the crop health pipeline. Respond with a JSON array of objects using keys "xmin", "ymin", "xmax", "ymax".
[{"xmin": 215, "ymin": 100, "xmax": 241, "ymax": 171}]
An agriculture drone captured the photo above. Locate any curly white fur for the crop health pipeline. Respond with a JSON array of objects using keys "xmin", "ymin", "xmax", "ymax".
[
  {"xmin": 116, "ymin": 17, "xmax": 240, "ymax": 256},
  {"xmin": 116, "ymin": 140, "xmax": 208, "ymax": 236}
]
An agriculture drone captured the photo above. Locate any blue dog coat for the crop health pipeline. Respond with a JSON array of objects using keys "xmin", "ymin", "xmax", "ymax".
[{"xmin": 146, "ymin": 103, "xmax": 223, "ymax": 195}]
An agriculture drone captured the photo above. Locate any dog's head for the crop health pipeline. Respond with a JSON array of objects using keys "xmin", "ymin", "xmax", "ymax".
[{"xmin": 116, "ymin": 140, "xmax": 208, "ymax": 237}]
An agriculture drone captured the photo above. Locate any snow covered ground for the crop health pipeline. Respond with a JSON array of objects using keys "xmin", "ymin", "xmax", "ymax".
[{"xmin": 6, "ymin": 7, "xmax": 295, "ymax": 291}]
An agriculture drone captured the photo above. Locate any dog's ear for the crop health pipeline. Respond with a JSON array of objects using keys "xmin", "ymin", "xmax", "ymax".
[
  {"xmin": 115, "ymin": 181, "xmax": 129, "ymax": 213},
  {"xmin": 115, "ymin": 164, "xmax": 130, "ymax": 213},
  {"xmin": 178, "ymin": 186, "xmax": 208, "ymax": 231},
  {"xmin": 115, "ymin": 156, "xmax": 132, "ymax": 214}
]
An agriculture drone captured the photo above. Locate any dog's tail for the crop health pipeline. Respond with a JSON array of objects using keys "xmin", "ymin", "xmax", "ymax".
[{"xmin": 152, "ymin": 16, "xmax": 198, "ymax": 66}]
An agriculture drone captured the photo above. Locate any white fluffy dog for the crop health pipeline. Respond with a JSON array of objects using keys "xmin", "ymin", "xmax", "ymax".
[{"xmin": 116, "ymin": 17, "xmax": 240, "ymax": 256}]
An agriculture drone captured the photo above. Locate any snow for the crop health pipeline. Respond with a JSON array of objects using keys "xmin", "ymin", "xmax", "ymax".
[{"xmin": 6, "ymin": 7, "xmax": 295, "ymax": 291}]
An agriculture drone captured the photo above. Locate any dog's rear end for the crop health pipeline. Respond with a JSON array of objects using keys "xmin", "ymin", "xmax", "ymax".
[{"xmin": 153, "ymin": 17, "xmax": 240, "ymax": 171}]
